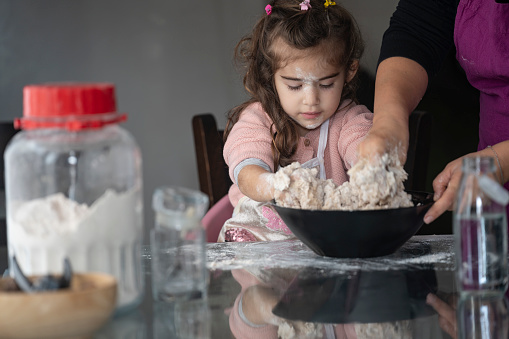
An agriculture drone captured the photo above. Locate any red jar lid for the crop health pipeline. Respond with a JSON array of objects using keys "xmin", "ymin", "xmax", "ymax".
[{"xmin": 15, "ymin": 82, "xmax": 127, "ymax": 131}]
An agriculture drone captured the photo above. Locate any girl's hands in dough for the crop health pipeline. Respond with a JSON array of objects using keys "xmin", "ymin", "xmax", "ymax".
[
  {"xmin": 273, "ymin": 163, "xmax": 323, "ymax": 209},
  {"xmin": 237, "ymin": 162, "xmax": 319, "ymax": 207},
  {"xmin": 273, "ymin": 167, "xmax": 308, "ymax": 207}
]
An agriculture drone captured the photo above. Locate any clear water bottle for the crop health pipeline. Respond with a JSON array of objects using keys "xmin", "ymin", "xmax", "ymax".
[
  {"xmin": 457, "ymin": 294, "xmax": 509, "ymax": 339},
  {"xmin": 150, "ymin": 186, "xmax": 209, "ymax": 303},
  {"xmin": 454, "ymin": 156, "xmax": 509, "ymax": 295}
]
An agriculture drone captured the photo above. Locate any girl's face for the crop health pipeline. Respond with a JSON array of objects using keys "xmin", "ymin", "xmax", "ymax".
[{"xmin": 274, "ymin": 50, "xmax": 357, "ymax": 136}]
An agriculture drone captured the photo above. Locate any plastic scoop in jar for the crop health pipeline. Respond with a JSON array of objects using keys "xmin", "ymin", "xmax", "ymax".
[{"xmin": 478, "ymin": 175, "xmax": 509, "ymax": 206}]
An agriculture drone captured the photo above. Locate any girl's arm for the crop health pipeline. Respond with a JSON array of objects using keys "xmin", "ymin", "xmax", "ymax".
[
  {"xmin": 237, "ymin": 165, "xmax": 275, "ymax": 202},
  {"xmin": 223, "ymin": 103, "xmax": 278, "ymax": 203}
]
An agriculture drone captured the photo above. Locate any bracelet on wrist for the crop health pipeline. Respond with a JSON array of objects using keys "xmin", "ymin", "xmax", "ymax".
[{"xmin": 487, "ymin": 145, "xmax": 505, "ymax": 185}]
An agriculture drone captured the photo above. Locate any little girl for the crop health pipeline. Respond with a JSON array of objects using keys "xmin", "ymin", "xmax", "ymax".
[{"xmin": 218, "ymin": 0, "xmax": 373, "ymax": 242}]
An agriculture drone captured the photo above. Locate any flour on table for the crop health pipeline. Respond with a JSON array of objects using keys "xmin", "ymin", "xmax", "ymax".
[{"xmin": 274, "ymin": 152, "xmax": 413, "ymax": 210}]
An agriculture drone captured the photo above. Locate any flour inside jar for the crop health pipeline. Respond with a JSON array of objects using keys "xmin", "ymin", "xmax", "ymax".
[{"xmin": 7, "ymin": 187, "xmax": 143, "ymax": 309}]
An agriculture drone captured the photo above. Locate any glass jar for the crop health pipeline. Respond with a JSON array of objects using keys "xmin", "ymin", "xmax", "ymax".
[
  {"xmin": 4, "ymin": 83, "xmax": 144, "ymax": 312},
  {"xmin": 454, "ymin": 156, "xmax": 509, "ymax": 295},
  {"xmin": 150, "ymin": 186, "xmax": 209, "ymax": 303}
]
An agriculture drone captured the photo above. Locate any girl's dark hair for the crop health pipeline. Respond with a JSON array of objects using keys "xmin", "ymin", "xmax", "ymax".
[{"xmin": 225, "ymin": 0, "xmax": 364, "ymax": 169}]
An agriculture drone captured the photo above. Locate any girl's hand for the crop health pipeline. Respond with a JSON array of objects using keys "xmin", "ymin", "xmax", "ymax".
[
  {"xmin": 273, "ymin": 163, "xmax": 324, "ymax": 209},
  {"xmin": 423, "ymin": 156, "xmax": 464, "ymax": 224},
  {"xmin": 426, "ymin": 293, "xmax": 457, "ymax": 339},
  {"xmin": 238, "ymin": 165, "xmax": 277, "ymax": 202},
  {"xmin": 242, "ymin": 285, "xmax": 283, "ymax": 326}
]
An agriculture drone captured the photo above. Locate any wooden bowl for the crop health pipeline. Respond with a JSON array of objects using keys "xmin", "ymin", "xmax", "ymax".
[{"xmin": 0, "ymin": 272, "xmax": 117, "ymax": 339}]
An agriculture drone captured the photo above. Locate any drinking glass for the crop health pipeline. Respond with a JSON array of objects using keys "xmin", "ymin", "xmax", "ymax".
[{"xmin": 150, "ymin": 186, "xmax": 209, "ymax": 302}]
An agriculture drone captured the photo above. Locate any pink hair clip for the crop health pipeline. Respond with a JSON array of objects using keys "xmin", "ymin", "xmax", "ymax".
[
  {"xmin": 300, "ymin": 0, "xmax": 311, "ymax": 10},
  {"xmin": 265, "ymin": 4, "xmax": 272, "ymax": 15}
]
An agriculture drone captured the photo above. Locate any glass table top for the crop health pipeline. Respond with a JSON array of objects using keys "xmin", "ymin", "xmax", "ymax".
[{"xmin": 1, "ymin": 235, "xmax": 508, "ymax": 338}]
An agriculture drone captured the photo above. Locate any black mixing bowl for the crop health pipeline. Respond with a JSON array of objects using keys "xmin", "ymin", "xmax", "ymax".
[{"xmin": 271, "ymin": 191, "xmax": 434, "ymax": 258}]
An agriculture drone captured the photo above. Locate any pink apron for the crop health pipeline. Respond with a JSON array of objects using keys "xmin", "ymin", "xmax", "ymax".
[{"xmin": 454, "ymin": 0, "xmax": 509, "ymax": 215}]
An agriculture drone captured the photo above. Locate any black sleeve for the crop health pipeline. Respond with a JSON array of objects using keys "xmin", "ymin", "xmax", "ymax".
[{"xmin": 378, "ymin": 0, "xmax": 458, "ymax": 79}]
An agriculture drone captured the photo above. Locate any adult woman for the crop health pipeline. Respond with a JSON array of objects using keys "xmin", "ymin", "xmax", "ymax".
[
  {"xmin": 361, "ymin": 1, "xmax": 509, "ymax": 336},
  {"xmin": 359, "ymin": 0, "xmax": 509, "ymax": 224}
]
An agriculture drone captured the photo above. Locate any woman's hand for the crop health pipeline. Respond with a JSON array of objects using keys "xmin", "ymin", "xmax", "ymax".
[
  {"xmin": 426, "ymin": 293, "xmax": 457, "ymax": 338},
  {"xmin": 358, "ymin": 117, "xmax": 409, "ymax": 165},
  {"xmin": 423, "ymin": 145, "xmax": 504, "ymax": 224},
  {"xmin": 423, "ymin": 156, "xmax": 464, "ymax": 224}
]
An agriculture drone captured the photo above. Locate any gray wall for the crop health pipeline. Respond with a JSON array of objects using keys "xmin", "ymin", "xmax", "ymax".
[{"xmin": 0, "ymin": 0, "xmax": 398, "ymax": 229}]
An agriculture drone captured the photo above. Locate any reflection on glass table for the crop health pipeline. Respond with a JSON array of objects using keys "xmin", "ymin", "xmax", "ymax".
[
  {"xmin": 207, "ymin": 236, "xmax": 454, "ymax": 339},
  {"xmin": 275, "ymin": 269, "xmax": 438, "ymax": 336},
  {"xmin": 458, "ymin": 293, "xmax": 509, "ymax": 339},
  {"xmin": 230, "ymin": 267, "xmax": 440, "ymax": 338},
  {"xmin": 3, "ymin": 235, "xmax": 509, "ymax": 338}
]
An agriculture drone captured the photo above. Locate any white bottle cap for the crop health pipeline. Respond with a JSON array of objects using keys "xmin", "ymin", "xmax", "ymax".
[{"xmin": 478, "ymin": 175, "xmax": 509, "ymax": 206}]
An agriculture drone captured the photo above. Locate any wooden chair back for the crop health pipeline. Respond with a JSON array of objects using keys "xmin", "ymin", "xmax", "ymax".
[
  {"xmin": 0, "ymin": 122, "xmax": 19, "ymax": 247},
  {"xmin": 192, "ymin": 114, "xmax": 232, "ymax": 208}
]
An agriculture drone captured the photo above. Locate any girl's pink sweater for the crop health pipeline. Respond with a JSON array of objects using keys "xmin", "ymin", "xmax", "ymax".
[{"xmin": 224, "ymin": 100, "xmax": 373, "ymax": 207}]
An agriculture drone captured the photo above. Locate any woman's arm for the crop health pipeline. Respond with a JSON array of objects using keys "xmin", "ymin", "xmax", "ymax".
[
  {"xmin": 358, "ymin": 57, "xmax": 428, "ymax": 161},
  {"xmin": 359, "ymin": 0, "xmax": 456, "ymax": 161}
]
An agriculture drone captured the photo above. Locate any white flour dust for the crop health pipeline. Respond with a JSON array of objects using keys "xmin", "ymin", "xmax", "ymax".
[
  {"xmin": 8, "ymin": 187, "xmax": 143, "ymax": 308},
  {"xmin": 273, "ymin": 152, "xmax": 413, "ymax": 211},
  {"xmin": 207, "ymin": 236, "xmax": 455, "ymax": 273},
  {"xmin": 258, "ymin": 172, "xmax": 276, "ymax": 197}
]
